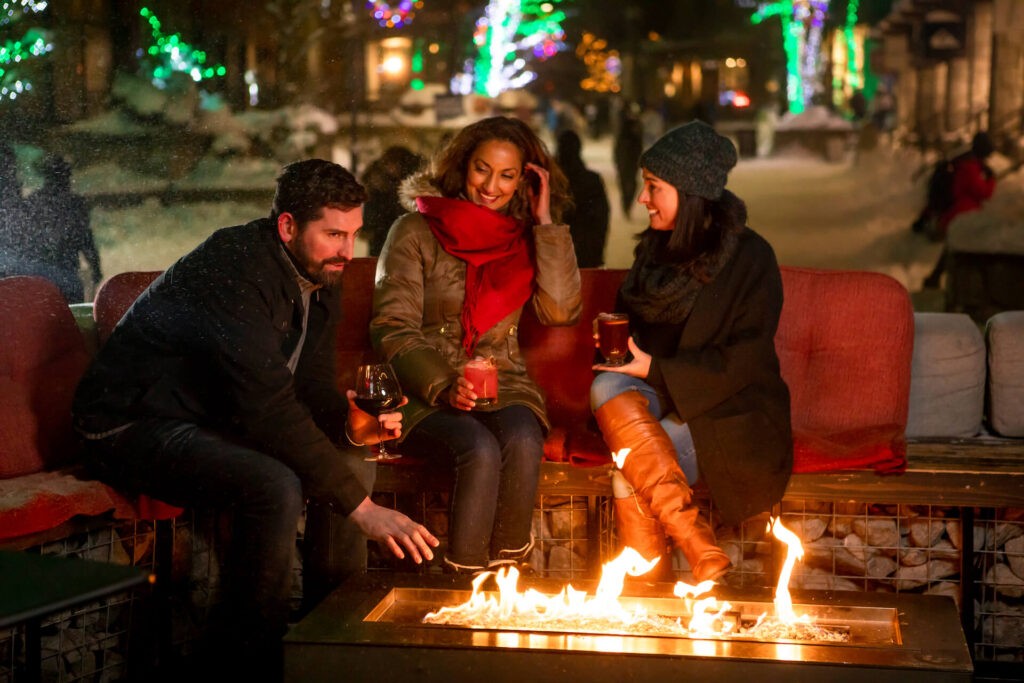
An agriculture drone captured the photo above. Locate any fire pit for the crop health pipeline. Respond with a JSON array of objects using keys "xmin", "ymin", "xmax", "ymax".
[{"xmin": 284, "ymin": 572, "xmax": 971, "ymax": 682}]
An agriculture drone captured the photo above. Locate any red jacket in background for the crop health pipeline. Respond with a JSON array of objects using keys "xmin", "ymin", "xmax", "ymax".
[{"xmin": 939, "ymin": 155, "xmax": 996, "ymax": 234}]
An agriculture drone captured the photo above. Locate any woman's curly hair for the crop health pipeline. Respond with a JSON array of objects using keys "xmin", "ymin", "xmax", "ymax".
[{"xmin": 429, "ymin": 116, "xmax": 570, "ymax": 225}]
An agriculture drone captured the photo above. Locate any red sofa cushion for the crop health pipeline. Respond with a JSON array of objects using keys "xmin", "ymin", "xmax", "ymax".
[
  {"xmin": 334, "ymin": 258, "xmax": 378, "ymax": 393},
  {"xmin": 520, "ymin": 268, "xmax": 626, "ymax": 464},
  {"xmin": 0, "ymin": 378, "xmax": 43, "ymax": 478},
  {"xmin": 0, "ymin": 276, "xmax": 91, "ymax": 474},
  {"xmin": 93, "ymin": 271, "xmax": 162, "ymax": 345},
  {"xmin": 776, "ymin": 267, "xmax": 914, "ymax": 473},
  {"xmin": 91, "ymin": 271, "xmax": 183, "ymax": 521},
  {"xmin": 0, "ymin": 275, "xmax": 182, "ymax": 540}
]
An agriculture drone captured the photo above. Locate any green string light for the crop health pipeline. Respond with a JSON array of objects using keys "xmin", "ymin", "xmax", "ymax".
[
  {"xmin": 466, "ymin": 0, "xmax": 567, "ymax": 97},
  {"xmin": 844, "ymin": 0, "xmax": 861, "ymax": 91},
  {"xmin": 138, "ymin": 6, "xmax": 226, "ymax": 87},
  {"xmin": 0, "ymin": 1, "xmax": 51, "ymax": 103},
  {"xmin": 752, "ymin": 1, "xmax": 804, "ymax": 114}
]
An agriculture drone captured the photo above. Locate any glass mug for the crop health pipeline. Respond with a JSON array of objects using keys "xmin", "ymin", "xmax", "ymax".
[
  {"xmin": 596, "ymin": 312, "xmax": 629, "ymax": 366},
  {"xmin": 463, "ymin": 357, "xmax": 498, "ymax": 407}
]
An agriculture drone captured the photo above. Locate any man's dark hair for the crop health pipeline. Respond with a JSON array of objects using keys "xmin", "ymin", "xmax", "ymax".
[{"xmin": 271, "ymin": 159, "xmax": 368, "ymax": 225}]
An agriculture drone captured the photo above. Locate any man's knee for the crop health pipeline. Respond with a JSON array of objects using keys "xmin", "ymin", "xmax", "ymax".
[{"xmin": 249, "ymin": 462, "xmax": 304, "ymax": 517}]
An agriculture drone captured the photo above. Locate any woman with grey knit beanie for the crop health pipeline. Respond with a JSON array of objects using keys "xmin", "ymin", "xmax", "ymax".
[{"xmin": 589, "ymin": 120, "xmax": 793, "ymax": 585}]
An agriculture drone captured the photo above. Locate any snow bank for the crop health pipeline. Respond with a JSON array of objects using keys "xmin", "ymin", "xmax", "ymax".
[{"xmin": 776, "ymin": 105, "xmax": 854, "ymax": 131}]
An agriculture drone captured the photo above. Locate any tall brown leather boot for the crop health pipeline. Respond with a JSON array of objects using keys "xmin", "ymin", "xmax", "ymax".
[
  {"xmin": 612, "ymin": 471, "xmax": 673, "ymax": 583},
  {"xmin": 595, "ymin": 390, "xmax": 731, "ymax": 583}
]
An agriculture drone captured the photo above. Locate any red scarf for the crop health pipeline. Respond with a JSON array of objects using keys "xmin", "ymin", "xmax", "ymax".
[{"xmin": 416, "ymin": 196, "xmax": 535, "ymax": 355}]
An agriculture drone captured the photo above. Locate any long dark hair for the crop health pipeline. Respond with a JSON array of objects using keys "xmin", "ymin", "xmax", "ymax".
[
  {"xmin": 637, "ymin": 188, "xmax": 747, "ymax": 281},
  {"xmin": 430, "ymin": 116, "xmax": 570, "ymax": 225}
]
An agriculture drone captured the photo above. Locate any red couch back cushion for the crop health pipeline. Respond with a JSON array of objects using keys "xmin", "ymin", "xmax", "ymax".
[
  {"xmin": 335, "ymin": 258, "xmax": 378, "ymax": 393},
  {"xmin": 776, "ymin": 266, "xmax": 914, "ymax": 472},
  {"xmin": 93, "ymin": 271, "xmax": 162, "ymax": 345},
  {"xmin": 519, "ymin": 268, "xmax": 625, "ymax": 432},
  {"xmin": 0, "ymin": 276, "xmax": 92, "ymax": 477}
]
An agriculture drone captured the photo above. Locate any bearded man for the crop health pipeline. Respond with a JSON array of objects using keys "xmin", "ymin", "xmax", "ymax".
[{"xmin": 73, "ymin": 159, "xmax": 437, "ymax": 679}]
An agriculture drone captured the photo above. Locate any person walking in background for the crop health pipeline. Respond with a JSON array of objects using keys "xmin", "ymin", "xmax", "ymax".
[
  {"xmin": 24, "ymin": 154, "xmax": 102, "ymax": 302},
  {"xmin": 639, "ymin": 100, "xmax": 665, "ymax": 150},
  {"xmin": 590, "ymin": 121, "xmax": 792, "ymax": 584},
  {"xmin": 614, "ymin": 104, "xmax": 644, "ymax": 219},
  {"xmin": 556, "ymin": 130, "xmax": 610, "ymax": 268},
  {"xmin": 371, "ymin": 116, "xmax": 581, "ymax": 575},
  {"xmin": 73, "ymin": 159, "xmax": 438, "ymax": 680},
  {"xmin": 0, "ymin": 143, "xmax": 35, "ymax": 284},
  {"xmin": 923, "ymin": 131, "xmax": 997, "ymax": 290},
  {"xmin": 362, "ymin": 146, "xmax": 424, "ymax": 257}
]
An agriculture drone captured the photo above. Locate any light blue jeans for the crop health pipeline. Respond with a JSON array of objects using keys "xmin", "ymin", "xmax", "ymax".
[{"xmin": 590, "ymin": 372, "xmax": 700, "ymax": 484}]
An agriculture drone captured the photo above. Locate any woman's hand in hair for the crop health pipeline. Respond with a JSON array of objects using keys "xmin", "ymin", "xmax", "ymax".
[
  {"xmin": 525, "ymin": 162, "xmax": 552, "ymax": 225},
  {"xmin": 592, "ymin": 337, "xmax": 651, "ymax": 379}
]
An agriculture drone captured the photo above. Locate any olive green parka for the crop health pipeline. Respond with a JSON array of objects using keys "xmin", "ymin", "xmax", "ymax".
[{"xmin": 370, "ymin": 174, "xmax": 582, "ymax": 438}]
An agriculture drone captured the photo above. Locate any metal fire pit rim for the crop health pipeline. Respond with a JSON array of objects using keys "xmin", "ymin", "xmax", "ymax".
[{"xmin": 285, "ymin": 572, "xmax": 973, "ymax": 675}]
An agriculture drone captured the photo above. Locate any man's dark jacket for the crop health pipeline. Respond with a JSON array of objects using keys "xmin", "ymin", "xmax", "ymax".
[{"xmin": 73, "ymin": 219, "xmax": 368, "ymax": 514}]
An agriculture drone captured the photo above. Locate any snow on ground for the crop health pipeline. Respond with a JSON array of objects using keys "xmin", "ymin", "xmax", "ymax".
[{"xmin": 92, "ymin": 198, "xmax": 266, "ymax": 278}]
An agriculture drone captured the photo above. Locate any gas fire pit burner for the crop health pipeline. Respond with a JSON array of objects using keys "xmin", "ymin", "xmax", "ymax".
[
  {"xmin": 372, "ymin": 587, "xmax": 886, "ymax": 645},
  {"xmin": 284, "ymin": 573, "xmax": 973, "ymax": 683}
]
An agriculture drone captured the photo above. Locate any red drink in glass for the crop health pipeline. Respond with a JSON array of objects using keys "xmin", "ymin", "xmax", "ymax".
[
  {"xmin": 464, "ymin": 357, "xmax": 498, "ymax": 407},
  {"xmin": 597, "ymin": 313, "xmax": 629, "ymax": 366}
]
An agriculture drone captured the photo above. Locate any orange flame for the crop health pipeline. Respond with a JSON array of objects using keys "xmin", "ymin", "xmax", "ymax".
[
  {"xmin": 422, "ymin": 514, "xmax": 829, "ymax": 642},
  {"xmin": 769, "ymin": 516, "xmax": 805, "ymax": 624}
]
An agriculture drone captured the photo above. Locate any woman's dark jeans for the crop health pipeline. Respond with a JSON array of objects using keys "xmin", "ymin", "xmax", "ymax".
[{"xmin": 403, "ymin": 405, "xmax": 543, "ymax": 569}]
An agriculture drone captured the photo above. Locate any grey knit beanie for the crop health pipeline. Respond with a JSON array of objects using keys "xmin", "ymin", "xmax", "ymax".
[{"xmin": 639, "ymin": 120, "xmax": 737, "ymax": 200}]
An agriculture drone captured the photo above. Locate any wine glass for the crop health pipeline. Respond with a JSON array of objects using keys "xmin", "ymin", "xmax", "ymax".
[{"xmin": 354, "ymin": 363, "xmax": 403, "ymax": 461}]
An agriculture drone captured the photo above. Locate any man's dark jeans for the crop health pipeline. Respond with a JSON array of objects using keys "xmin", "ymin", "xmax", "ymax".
[
  {"xmin": 82, "ymin": 418, "xmax": 373, "ymax": 676},
  {"xmin": 403, "ymin": 405, "xmax": 543, "ymax": 569}
]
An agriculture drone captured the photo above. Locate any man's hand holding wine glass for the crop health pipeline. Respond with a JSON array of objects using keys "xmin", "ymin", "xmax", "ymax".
[{"xmin": 345, "ymin": 389, "xmax": 407, "ymax": 445}]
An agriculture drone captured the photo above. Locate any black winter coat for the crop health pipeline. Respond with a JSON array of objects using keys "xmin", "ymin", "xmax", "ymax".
[
  {"xmin": 72, "ymin": 219, "xmax": 369, "ymax": 514},
  {"xmin": 625, "ymin": 228, "xmax": 793, "ymax": 524}
]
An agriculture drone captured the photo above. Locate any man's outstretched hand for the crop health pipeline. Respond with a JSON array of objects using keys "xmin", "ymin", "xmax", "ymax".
[{"xmin": 349, "ymin": 497, "xmax": 439, "ymax": 563}]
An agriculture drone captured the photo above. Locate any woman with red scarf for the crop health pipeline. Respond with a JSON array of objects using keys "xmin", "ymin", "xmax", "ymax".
[{"xmin": 370, "ymin": 117, "xmax": 582, "ymax": 573}]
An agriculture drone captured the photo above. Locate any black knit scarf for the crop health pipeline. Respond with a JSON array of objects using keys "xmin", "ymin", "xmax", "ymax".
[{"xmin": 620, "ymin": 224, "xmax": 743, "ymax": 324}]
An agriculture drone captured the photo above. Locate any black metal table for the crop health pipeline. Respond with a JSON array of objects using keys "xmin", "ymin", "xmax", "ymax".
[{"xmin": 0, "ymin": 551, "xmax": 152, "ymax": 681}]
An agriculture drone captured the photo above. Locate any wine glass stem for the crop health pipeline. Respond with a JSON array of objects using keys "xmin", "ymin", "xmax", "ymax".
[{"xmin": 377, "ymin": 419, "xmax": 387, "ymax": 457}]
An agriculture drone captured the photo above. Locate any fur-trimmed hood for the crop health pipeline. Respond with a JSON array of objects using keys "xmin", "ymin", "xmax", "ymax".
[{"xmin": 398, "ymin": 171, "xmax": 442, "ymax": 212}]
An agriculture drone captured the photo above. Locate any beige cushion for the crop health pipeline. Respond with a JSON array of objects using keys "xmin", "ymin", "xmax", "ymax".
[
  {"xmin": 987, "ymin": 311, "xmax": 1024, "ymax": 437},
  {"xmin": 907, "ymin": 313, "xmax": 985, "ymax": 437}
]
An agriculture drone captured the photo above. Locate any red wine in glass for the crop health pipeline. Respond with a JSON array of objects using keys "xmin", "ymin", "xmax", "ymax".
[
  {"xmin": 354, "ymin": 363, "xmax": 403, "ymax": 461},
  {"xmin": 354, "ymin": 395, "xmax": 400, "ymax": 415}
]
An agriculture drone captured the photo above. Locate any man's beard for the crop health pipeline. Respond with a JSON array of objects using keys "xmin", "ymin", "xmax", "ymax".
[
  {"xmin": 291, "ymin": 239, "xmax": 347, "ymax": 287},
  {"xmin": 311, "ymin": 260, "xmax": 346, "ymax": 287}
]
